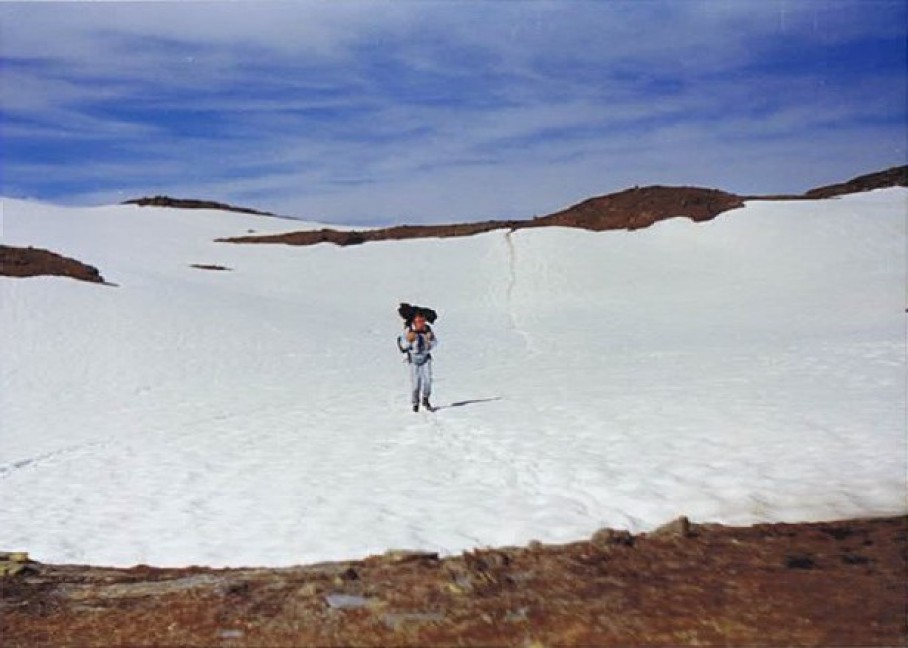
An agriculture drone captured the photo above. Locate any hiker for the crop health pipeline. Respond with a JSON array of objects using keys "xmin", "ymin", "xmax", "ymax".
[{"xmin": 397, "ymin": 311, "xmax": 438, "ymax": 412}]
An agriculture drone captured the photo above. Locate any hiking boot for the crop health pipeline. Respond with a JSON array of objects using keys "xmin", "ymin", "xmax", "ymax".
[
  {"xmin": 412, "ymin": 404, "xmax": 419, "ymax": 413},
  {"xmin": 422, "ymin": 397, "xmax": 433, "ymax": 412}
]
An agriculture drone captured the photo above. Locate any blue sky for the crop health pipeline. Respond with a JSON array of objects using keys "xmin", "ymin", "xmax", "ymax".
[{"xmin": 1, "ymin": 1, "xmax": 905, "ymax": 225}]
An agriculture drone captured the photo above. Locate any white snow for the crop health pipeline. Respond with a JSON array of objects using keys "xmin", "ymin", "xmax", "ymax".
[{"xmin": 1, "ymin": 189, "xmax": 905, "ymax": 567}]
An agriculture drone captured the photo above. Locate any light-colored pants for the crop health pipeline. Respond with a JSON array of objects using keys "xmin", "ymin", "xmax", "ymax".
[{"xmin": 409, "ymin": 360, "xmax": 432, "ymax": 404}]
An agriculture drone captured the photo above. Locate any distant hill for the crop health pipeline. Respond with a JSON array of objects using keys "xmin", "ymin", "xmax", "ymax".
[
  {"xmin": 8, "ymin": 166, "xmax": 904, "ymax": 282},
  {"xmin": 217, "ymin": 165, "xmax": 907, "ymax": 248}
]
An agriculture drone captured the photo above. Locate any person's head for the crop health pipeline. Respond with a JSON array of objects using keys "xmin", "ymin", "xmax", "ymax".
[{"xmin": 412, "ymin": 313, "xmax": 427, "ymax": 330}]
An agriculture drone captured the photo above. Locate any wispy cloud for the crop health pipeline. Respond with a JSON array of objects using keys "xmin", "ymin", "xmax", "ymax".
[{"xmin": 1, "ymin": 1, "xmax": 905, "ymax": 224}]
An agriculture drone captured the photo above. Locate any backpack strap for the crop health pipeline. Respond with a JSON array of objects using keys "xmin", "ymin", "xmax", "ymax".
[{"xmin": 398, "ymin": 325, "xmax": 432, "ymax": 358}]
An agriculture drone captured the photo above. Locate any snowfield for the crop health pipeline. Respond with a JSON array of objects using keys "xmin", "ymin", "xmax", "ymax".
[{"xmin": 1, "ymin": 190, "xmax": 905, "ymax": 568}]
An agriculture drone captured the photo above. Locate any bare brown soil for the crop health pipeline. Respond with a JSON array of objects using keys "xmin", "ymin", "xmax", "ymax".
[
  {"xmin": 216, "ymin": 165, "xmax": 907, "ymax": 248},
  {"xmin": 0, "ymin": 245, "xmax": 106, "ymax": 284},
  {"xmin": 2, "ymin": 515, "xmax": 904, "ymax": 647}
]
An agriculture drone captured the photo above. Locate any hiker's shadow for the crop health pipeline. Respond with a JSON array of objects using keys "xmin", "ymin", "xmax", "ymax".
[{"xmin": 435, "ymin": 397, "xmax": 502, "ymax": 411}]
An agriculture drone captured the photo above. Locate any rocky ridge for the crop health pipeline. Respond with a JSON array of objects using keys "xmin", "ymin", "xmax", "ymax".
[
  {"xmin": 217, "ymin": 165, "xmax": 907, "ymax": 248},
  {"xmin": 122, "ymin": 196, "xmax": 285, "ymax": 219}
]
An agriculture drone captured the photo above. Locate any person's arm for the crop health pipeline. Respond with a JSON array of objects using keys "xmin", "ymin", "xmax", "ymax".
[{"xmin": 397, "ymin": 332, "xmax": 412, "ymax": 353}]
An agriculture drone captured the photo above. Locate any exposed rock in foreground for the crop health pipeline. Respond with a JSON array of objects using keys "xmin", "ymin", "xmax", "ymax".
[
  {"xmin": 2, "ymin": 516, "xmax": 903, "ymax": 647},
  {"xmin": 0, "ymin": 245, "xmax": 107, "ymax": 284}
]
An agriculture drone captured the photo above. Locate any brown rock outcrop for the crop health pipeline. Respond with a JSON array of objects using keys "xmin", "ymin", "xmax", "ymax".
[
  {"xmin": 216, "ymin": 165, "xmax": 907, "ymax": 249},
  {"xmin": 216, "ymin": 186, "xmax": 745, "ymax": 247},
  {"xmin": 0, "ymin": 245, "xmax": 107, "ymax": 284},
  {"xmin": 804, "ymin": 165, "xmax": 908, "ymax": 199},
  {"xmin": 535, "ymin": 186, "xmax": 743, "ymax": 231},
  {"xmin": 122, "ymin": 196, "xmax": 283, "ymax": 218}
]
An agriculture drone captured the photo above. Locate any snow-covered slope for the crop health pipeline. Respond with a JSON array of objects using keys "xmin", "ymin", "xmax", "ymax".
[{"xmin": 1, "ymin": 190, "xmax": 905, "ymax": 567}]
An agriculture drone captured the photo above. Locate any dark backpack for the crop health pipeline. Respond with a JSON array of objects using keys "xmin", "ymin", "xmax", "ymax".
[{"xmin": 398, "ymin": 302, "xmax": 438, "ymax": 326}]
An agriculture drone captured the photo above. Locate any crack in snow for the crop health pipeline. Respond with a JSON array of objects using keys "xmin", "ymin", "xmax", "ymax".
[{"xmin": 504, "ymin": 229, "xmax": 534, "ymax": 354}]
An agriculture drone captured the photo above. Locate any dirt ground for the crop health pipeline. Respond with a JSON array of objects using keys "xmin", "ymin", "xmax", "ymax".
[{"xmin": 2, "ymin": 515, "xmax": 904, "ymax": 647}]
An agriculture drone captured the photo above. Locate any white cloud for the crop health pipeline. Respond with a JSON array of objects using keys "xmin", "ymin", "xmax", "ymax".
[{"xmin": 0, "ymin": 1, "xmax": 904, "ymax": 223}]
